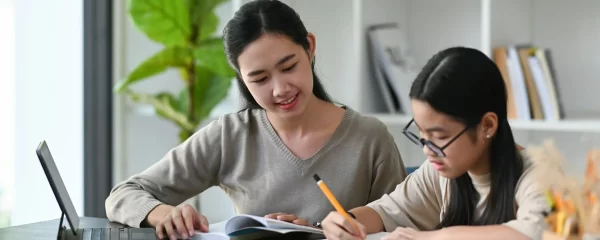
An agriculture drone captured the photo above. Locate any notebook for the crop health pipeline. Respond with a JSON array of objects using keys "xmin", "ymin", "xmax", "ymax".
[{"xmin": 191, "ymin": 214, "xmax": 325, "ymax": 240}]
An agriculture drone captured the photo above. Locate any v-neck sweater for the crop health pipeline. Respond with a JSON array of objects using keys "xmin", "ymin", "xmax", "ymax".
[{"xmin": 105, "ymin": 107, "xmax": 408, "ymax": 228}]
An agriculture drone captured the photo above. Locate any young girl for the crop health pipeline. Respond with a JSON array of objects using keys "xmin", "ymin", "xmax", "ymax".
[
  {"xmin": 105, "ymin": 0, "xmax": 407, "ymax": 239},
  {"xmin": 320, "ymin": 47, "xmax": 555, "ymax": 240}
]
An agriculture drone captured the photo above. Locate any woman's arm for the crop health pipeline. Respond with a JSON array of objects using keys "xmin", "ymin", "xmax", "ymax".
[
  {"xmin": 105, "ymin": 118, "xmax": 224, "ymax": 228},
  {"xmin": 366, "ymin": 125, "xmax": 409, "ymax": 203}
]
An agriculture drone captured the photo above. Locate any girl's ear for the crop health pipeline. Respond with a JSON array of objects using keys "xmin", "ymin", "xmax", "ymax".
[
  {"xmin": 306, "ymin": 32, "xmax": 316, "ymax": 62},
  {"xmin": 480, "ymin": 112, "xmax": 498, "ymax": 139}
]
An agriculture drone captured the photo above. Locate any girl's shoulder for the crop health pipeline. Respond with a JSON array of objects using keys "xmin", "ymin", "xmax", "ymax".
[{"xmin": 514, "ymin": 147, "xmax": 564, "ymax": 202}]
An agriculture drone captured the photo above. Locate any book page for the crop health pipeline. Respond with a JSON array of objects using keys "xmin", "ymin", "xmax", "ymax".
[
  {"xmin": 316, "ymin": 232, "xmax": 389, "ymax": 240},
  {"xmin": 191, "ymin": 232, "xmax": 229, "ymax": 240},
  {"xmin": 258, "ymin": 216, "xmax": 323, "ymax": 234},
  {"xmin": 221, "ymin": 215, "xmax": 323, "ymax": 236},
  {"xmin": 225, "ymin": 215, "xmax": 265, "ymax": 234},
  {"xmin": 366, "ymin": 232, "xmax": 390, "ymax": 239}
]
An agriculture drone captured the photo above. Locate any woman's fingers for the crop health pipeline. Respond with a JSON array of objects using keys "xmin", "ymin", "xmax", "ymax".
[
  {"xmin": 181, "ymin": 207, "xmax": 197, "ymax": 236},
  {"xmin": 265, "ymin": 212, "xmax": 309, "ymax": 226},
  {"xmin": 155, "ymin": 222, "xmax": 165, "ymax": 240},
  {"xmin": 292, "ymin": 218, "xmax": 309, "ymax": 226},
  {"xmin": 276, "ymin": 214, "xmax": 298, "ymax": 222},
  {"xmin": 170, "ymin": 210, "xmax": 188, "ymax": 239},
  {"xmin": 197, "ymin": 214, "xmax": 209, "ymax": 232},
  {"xmin": 162, "ymin": 219, "xmax": 176, "ymax": 240},
  {"xmin": 265, "ymin": 212, "xmax": 295, "ymax": 221},
  {"xmin": 264, "ymin": 212, "xmax": 283, "ymax": 219}
]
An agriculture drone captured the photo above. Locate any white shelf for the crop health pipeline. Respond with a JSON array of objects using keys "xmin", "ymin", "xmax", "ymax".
[
  {"xmin": 368, "ymin": 114, "xmax": 600, "ymax": 133},
  {"xmin": 285, "ymin": 0, "xmax": 600, "ymax": 131}
]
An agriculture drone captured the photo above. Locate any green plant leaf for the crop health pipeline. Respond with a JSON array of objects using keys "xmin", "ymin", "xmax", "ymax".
[
  {"xmin": 188, "ymin": 0, "xmax": 227, "ymax": 41},
  {"xmin": 114, "ymin": 46, "xmax": 192, "ymax": 93},
  {"xmin": 128, "ymin": 0, "xmax": 191, "ymax": 46},
  {"xmin": 193, "ymin": 67, "xmax": 233, "ymax": 120},
  {"xmin": 177, "ymin": 67, "xmax": 232, "ymax": 122},
  {"xmin": 194, "ymin": 38, "xmax": 236, "ymax": 78},
  {"xmin": 178, "ymin": 129, "xmax": 195, "ymax": 143},
  {"xmin": 126, "ymin": 91, "xmax": 197, "ymax": 132},
  {"xmin": 198, "ymin": 12, "xmax": 219, "ymax": 41}
]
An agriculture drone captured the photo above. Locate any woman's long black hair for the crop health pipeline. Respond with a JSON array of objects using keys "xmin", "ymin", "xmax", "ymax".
[
  {"xmin": 409, "ymin": 46, "xmax": 524, "ymax": 227},
  {"xmin": 222, "ymin": 0, "xmax": 333, "ymax": 109}
]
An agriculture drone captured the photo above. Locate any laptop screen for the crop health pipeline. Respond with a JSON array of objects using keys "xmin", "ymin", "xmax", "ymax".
[{"xmin": 36, "ymin": 141, "xmax": 80, "ymax": 232}]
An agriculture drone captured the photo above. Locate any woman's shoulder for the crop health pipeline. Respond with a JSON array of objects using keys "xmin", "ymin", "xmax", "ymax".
[
  {"xmin": 343, "ymin": 106, "xmax": 390, "ymax": 136},
  {"xmin": 191, "ymin": 108, "xmax": 262, "ymax": 139},
  {"xmin": 204, "ymin": 108, "xmax": 261, "ymax": 127}
]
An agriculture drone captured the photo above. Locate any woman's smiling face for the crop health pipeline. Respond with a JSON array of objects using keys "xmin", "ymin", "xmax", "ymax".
[{"xmin": 237, "ymin": 33, "xmax": 317, "ymax": 119}]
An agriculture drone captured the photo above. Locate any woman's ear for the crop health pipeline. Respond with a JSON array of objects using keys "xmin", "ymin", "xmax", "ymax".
[
  {"xmin": 480, "ymin": 112, "xmax": 498, "ymax": 139},
  {"xmin": 306, "ymin": 32, "xmax": 316, "ymax": 62}
]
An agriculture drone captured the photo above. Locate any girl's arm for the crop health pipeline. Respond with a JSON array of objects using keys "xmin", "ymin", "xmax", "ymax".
[
  {"xmin": 348, "ymin": 206, "xmax": 386, "ymax": 233},
  {"xmin": 321, "ymin": 162, "xmax": 443, "ymax": 240},
  {"xmin": 359, "ymin": 161, "xmax": 444, "ymax": 233},
  {"xmin": 436, "ymin": 225, "xmax": 531, "ymax": 240}
]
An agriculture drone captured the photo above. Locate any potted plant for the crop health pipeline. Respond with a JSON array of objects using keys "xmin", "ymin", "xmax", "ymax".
[{"xmin": 114, "ymin": 0, "xmax": 236, "ymax": 143}]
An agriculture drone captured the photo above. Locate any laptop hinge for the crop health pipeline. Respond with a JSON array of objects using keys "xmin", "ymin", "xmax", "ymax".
[
  {"xmin": 57, "ymin": 212, "xmax": 78, "ymax": 240},
  {"xmin": 57, "ymin": 212, "xmax": 66, "ymax": 240}
]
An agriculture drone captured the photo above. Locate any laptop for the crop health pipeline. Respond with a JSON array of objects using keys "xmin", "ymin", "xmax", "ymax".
[{"xmin": 36, "ymin": 140, "xmax": 158, "ymax": 240}]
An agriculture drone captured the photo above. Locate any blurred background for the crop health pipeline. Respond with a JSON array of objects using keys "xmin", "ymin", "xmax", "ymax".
[{"xmin": 1, "ymin": 0, "xmax": 599, "ymax": 228}]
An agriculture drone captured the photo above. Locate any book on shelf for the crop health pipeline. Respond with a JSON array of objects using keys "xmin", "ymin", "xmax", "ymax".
[
  {"xmin": 493, "ymin": 45, "xmax": 566, "ymax": 121},
  {"xmin": 366, "ymin": 23, "xmax": 418, "ymax": 115}
]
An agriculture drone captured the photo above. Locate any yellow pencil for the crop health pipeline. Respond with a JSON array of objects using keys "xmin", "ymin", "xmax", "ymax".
[{"xmin": 313, "ymin": 174, "xmax": 360, "ymax": 234}]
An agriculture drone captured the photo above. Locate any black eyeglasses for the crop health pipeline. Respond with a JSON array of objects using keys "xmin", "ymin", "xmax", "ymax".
[{"xmin": 402, "ymin": 119, "xmax": 470, "ymax": 157}]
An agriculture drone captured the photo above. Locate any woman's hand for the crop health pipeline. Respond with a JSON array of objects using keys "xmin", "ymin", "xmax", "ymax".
[
  {"xmin": 264, "ymin": 212, "xmax": 309, "ymax": 226},
  {"xmin": 382, "ymin": 227, "xmax": 442, "ymax": 240},
  {"xmin": 321, "ymin": 211, "xmax": 367, "ymax": 240},
  {"xmin": 150, "ymin": 203, "xmax": 209, "ymax": 240}
]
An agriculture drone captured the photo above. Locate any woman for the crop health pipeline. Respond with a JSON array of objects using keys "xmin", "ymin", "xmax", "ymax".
[
  {"xmin": 104, "ymin": 0, "xmax": 407, "ymax": 239},
  {"xmin": 320, "ymin": 47, "xmax": 555, "ymax": 240}
]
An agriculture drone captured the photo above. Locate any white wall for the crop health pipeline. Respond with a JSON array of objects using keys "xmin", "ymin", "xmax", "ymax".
[{"xmin": 12, "ymin": 0, "xmax": 84, "ymax": 225}]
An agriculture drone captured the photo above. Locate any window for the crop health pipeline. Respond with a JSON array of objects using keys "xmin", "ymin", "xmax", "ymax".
[
  {"xmin": 8, "ymin": 0, "xmax": 84, "ymax": 226},
  {"xmin": 0, "ymin": 0, "xmax": 16, "ymax": 228}
]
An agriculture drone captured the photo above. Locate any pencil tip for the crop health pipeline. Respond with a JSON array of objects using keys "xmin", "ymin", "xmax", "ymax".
[{"xmin": 313, "ymin": 174, "xmax": 321, "ymax": 182}]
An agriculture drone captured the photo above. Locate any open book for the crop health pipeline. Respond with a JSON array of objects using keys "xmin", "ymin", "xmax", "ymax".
[{"xmin": 192, "ymin": 214, "xmax": 325, "ymax": 240}]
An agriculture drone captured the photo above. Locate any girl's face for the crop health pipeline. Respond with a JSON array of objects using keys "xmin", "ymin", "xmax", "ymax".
[
  {"xmin": 237, "ymin": 33, "xmax": 316, "ymax": 119},
  {"xmin": 409, "ymin": 100, "xmax": 495, "ymax": 178}
]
